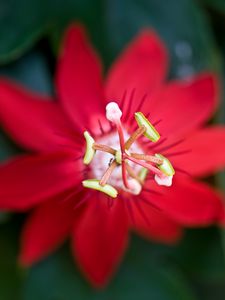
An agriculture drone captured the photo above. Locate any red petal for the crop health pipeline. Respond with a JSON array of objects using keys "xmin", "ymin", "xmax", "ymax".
[
  {"xmin": 0, "ymin": 153, "xmax": 81, "ymax": 211},
  {"xmin": 56, "ymin": 24, "xmax": 105, "ymax": 131},
  {"xmin": 72, "ymin": 196, "xmax": 129, "ymax": 287},
  {"xmin": 19, "ymin": 195, "xmax": 80, "ymax": 266},
  {"xmin": 130, "ymin": 198, "xmax": 182, "ymax": 243},
  {"xmin": 0, "ymin": 78, "xmax": 74, "ymax": 152},
  {"xmin": 143, "ymin": 177, "xmax": 225, "ymax": 226},
  {"xmin": 147, "ymin": 73, "xmax": 219, "ymax": 138},
  {"xmin": 106, "ymin": 29, "xmax": 168, "ymax": 113},
  {"xmin": 170, "ymin": 127, "xmax": 225, "ymax": 177}
]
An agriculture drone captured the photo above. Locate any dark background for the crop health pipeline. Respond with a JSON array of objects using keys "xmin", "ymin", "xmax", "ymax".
[{"xmin": 1, "ymin": 0, "xmax": 225, "ymax": 299}]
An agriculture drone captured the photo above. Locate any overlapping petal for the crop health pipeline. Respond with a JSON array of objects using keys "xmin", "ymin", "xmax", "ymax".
[
  {"xmin": 146, "ymin": 73, "xmax": 219, "ymax": 138},
  {"xmin": 19, "ymin": 195, "xmax": 81, "ymax": 266},
  {"xmin": 0, "ymin": 78, "xmax": 75, "ymax": 152},
  {"xmin": 143, "ymin": 177, "xmax": 225, "ymax": 226},
  {"xmin": 56, "ymin": 24, "xmax": 105, "ymax": 131},
  {"xmin": 0, "ymin": 152, "xmax": 81, "ymax": 210},
  {"xmin": 170, "ymin": 127, "xmax": 225, "ymax": 177},
  {"xmin": 72, "ymin": 195, "xmax": 129, "ymax": 287},
  {"xmin": 130, "ymin": 198, "xmax": 182, "ymax": 243},
  {"xmin": 106, "ymin": 30, "xmax": 168, "ymax": 105}
]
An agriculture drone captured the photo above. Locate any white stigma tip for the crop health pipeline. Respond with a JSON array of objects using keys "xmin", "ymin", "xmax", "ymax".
[
  {"xmin": 123, "ymin": 178, "xmax": 142, "ymax": 195},
  {"xmin": 154, "ymin": 174, "xmax": 173, "ymax": 187},
  {"xmin": 106, "ymin": 102, "xmax": 122, "ymax": 123}
]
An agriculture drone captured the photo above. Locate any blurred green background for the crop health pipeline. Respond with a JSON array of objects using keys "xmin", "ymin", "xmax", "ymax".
[{"xmin": 1, "ymin": 0, "xmax": 225, "ymax": 299}]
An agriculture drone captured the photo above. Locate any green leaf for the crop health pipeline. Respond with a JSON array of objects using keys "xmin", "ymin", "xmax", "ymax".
[
  {"xmin": 106, "ymin": 0, "xmax": 220, "ymax": 76},
  {"xmin": 200, "ymin": 0, "xmax": 225, "ymax": 13},
  {"xmin": 171, "ymin": 228, "xmax": 225, "ymax": 281},
  {"xmin": 23, "ymin": 236, "xmax": 196, "ymax": 300},
  {"xmin": 0, "ymin": 0, "xmax": 48, "ymax": 63},
  {"xmin": 0, "ymin": 220, "xmax": 23, "ymax": 300},
  {"xmin": 0, "ymin": 0, "xmax": 104, "ymax": 64}
]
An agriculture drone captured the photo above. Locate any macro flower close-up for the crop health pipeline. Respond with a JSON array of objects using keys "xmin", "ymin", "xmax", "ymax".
[{"xmin": 0, "ymin": 22, "xmax": 225, "ymax": 291}]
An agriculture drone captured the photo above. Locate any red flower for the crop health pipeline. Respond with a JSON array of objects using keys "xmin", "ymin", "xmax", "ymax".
[{"xmin": 0, "ymin": 24, "xmax": 225, "ymax": 287}]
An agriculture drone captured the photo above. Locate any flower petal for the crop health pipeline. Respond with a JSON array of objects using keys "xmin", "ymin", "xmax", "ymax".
[
  {"xmin": 130, "ymin": 198, "xmax": 182, "ymax": 243},
  {"xmin": 106, "ymin": 29, "xmax": 168, "ymax": 113},
  {"xmin": 56, "ymin": 24, "xmax": 105, "ymax": 131},
  {"xmin": 170, "ymin": 127, "xmax": 225, "ymax": 177},
  {"xmin": 143, "ymin": 177, "xmax": 225, "ymax": 226},
  {"xmin": 146, "ymin": 73, "xmax": 219, "ymax": 138},
  {"xmin": 0, "ymin": 78, "xmax": 74, "ymax": 152},
  {"xmin": 19, "ymin": 195, "xmax": 82, "ymax": 266},
  {"xmin": 72, "ymin": 195, "xmax": 129, "ymax": 287},
  {"xmin": 0, "ymin": 152, "xmax": 81, "ymax": 211}
]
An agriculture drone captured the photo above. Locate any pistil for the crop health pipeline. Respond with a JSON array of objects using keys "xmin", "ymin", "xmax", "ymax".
[{"xmin": 106, "ymin": 102, "xmax": 130, "ymax": 189}]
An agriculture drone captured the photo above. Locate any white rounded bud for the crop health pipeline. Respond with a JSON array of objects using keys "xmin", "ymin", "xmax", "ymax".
[
  {"xmin": 154, "ymin": 174, "xmax": 173, "ymax": 187},
  {"xmin": 123, "ymin": 178, "xmax": 142, "ymax": 195},
  {"xmin": 106, "ymin": 102, "xmax": 122, "ymax": 123}
]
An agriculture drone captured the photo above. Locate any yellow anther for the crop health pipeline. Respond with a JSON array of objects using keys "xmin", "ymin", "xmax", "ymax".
[
  {"xmin": 135, "ymin": 112, "xmax": 160, "ymax": 142},
  {"xmin": 155, "ymin": 154, "xmax": 175, "ymax": 176},
  {"xmin": 83, "ymin": 131, "xmax": 96, "ymax": 165},
  {"xmin": 82, "ymin": 179, "xmax": 118, "ymax": 198}
]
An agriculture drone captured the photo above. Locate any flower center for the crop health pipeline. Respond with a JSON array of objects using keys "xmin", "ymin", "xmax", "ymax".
[
  {"xmin": 92, "ymin": 130, "xmax": 143, "ymax": 192},
  {"xmin": 82, "ymin": 102, "xmax": 175, "ymax": 198}
]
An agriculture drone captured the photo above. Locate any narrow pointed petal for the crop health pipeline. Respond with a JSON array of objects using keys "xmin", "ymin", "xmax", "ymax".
[
  {"xmin": 0, "ymin": 153, "xmax": 82, "ymax": 210},
  {"xmin": 130, "ymin": 199, "xmax": 182, "ymax": 243},
  {"xmin": 0, "ymin": 78, "xmax": 74, "ymax": 152},
  {"xmin": 170, "ymin": 127, "xmax": 225, "ymax": 177},
  {"xmin": 72, "ymin": 196, "xmax": 129, "ymax": 287},
  {"xmin": 19, "ymin": 195, "xmax": 82, "ymax": 266},
  {"xmin": 56, "ymin": 24, "xmax": 105, "ymax": 130},
  {"xmin": 147, "ymin": 73, "xmax": 219, "ymax": 138},
  {"xmin": 143, "ymin": 177, "xmax": 225, "ymax": 226},
  {"xmin": 105, "ymin": 29, "xmax": 168, "ymax": 116}
]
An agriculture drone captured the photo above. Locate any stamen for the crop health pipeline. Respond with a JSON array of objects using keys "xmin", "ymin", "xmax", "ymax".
[
  {"xmin": 135, "ymin": 112, "xmax": 160, "ymax": 142},
  {"xmin": 93, "ymin": 143, "xmax": 116, "ymax": 155},
  {"xmin": 130, "ymin": 153, "xmax": 163, "ymax": 164},
  {"xmin": 100, "ymin": 160, "xmax": 117, "ymax": 186},
  {"xmin": 115, "ymin": 150, "xmax": 122, "ymax": 164},
  {"xmin": 125, "ymin": 153, "xmax": 164, "ymax": 176},
  {"xmin": 83, "ymin": 131, "xmax": 96, "ymax": 165},
  {"xmin": 125, "ymin": 125, "xmax": 146, "ymax": 149},
  {"xmin": 155, "ymin": 154, "xmax": 175, "ymax": 176},
  {"xmin": 82, "ymin": 179, "xmax": 118, "ymax": 198}
]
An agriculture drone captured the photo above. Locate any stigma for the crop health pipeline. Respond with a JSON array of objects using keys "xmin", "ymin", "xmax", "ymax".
[{"xmin": 82, "ymin": 102, "xmax": 175, "ymax": 198}]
